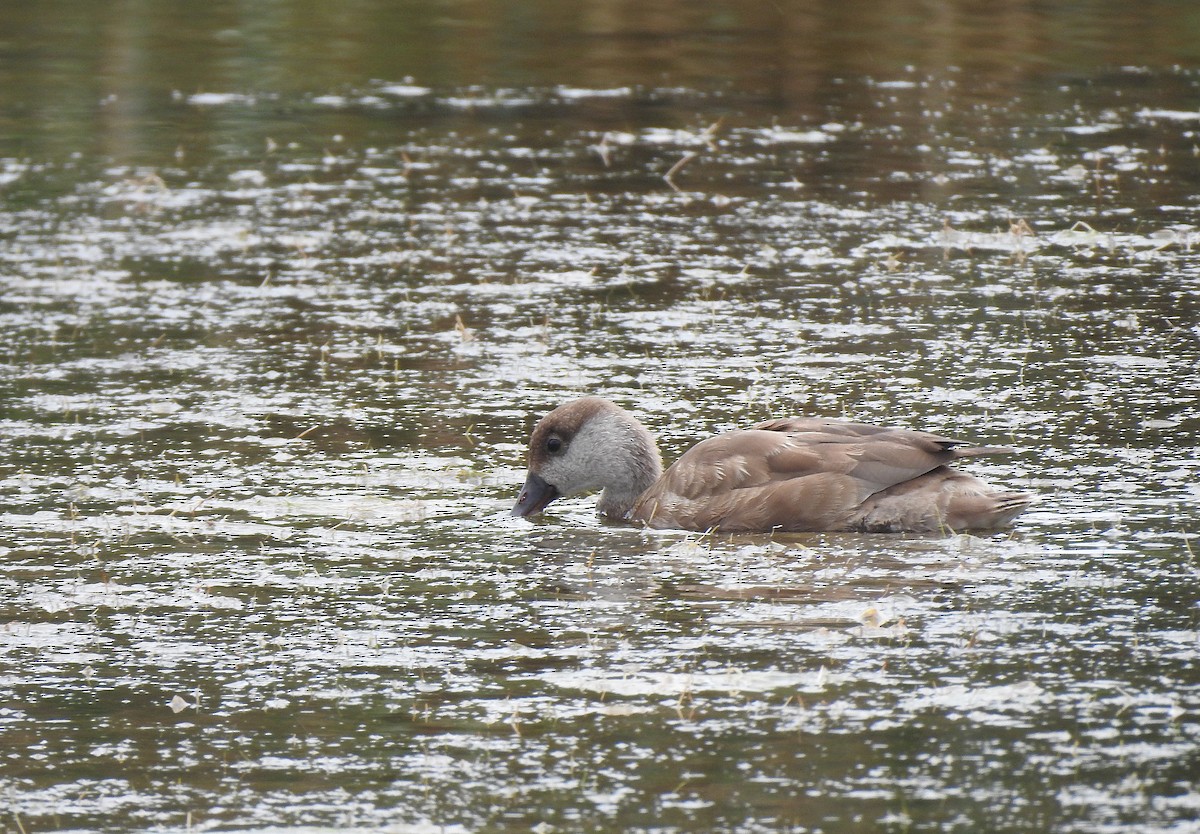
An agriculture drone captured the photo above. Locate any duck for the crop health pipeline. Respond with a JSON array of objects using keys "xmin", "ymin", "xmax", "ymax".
[{"xmin": 512, "ymin": 397, "xmax": 1033, "ymax": 533}]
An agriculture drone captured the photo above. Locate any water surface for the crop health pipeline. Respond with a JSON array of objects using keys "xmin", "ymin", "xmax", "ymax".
[{"xmin": 1, "ymin": 3, "xmax": 1199, "ymax": 833}]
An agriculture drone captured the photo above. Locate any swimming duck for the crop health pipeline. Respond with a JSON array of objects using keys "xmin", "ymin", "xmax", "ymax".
[{"xmin": 512, "ymin": 397, "xmax": 1032, "ymax": 533}]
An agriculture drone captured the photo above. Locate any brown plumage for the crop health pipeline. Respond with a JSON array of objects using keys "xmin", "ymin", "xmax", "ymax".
[{"xmin": 512, "ymin": 397, "xmax": 1033, "ymax": 533}]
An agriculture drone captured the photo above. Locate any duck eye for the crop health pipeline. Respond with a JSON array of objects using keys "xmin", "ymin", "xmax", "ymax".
[{"xmin": 546, "ymin": 436, "xmax": 563, "ymax": 454}]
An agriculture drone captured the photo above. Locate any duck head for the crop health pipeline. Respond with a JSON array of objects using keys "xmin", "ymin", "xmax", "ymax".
[{"xmin": 512, "ymin": 397, "xmax": 664, "ymax": 520}]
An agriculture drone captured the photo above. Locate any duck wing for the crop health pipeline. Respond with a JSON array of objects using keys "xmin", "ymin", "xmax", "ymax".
[
  {"xmin": 753, "ymin": 417, "xmax": 1016, "ymax": 486},
  {"xmin": 753, "ymin": 416, "xmax": 1005, "ymax": 453}
]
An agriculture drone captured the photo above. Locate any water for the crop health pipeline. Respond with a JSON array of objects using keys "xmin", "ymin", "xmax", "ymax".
[{"xmin": 2, "ymin": 3, "xmax": 1199, "ymax": 833}]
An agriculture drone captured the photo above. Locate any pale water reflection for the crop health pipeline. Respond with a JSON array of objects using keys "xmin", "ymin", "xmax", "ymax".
[{"xmin": 1, "ymin": 2, "xmax": 1199, "ymax": 833}]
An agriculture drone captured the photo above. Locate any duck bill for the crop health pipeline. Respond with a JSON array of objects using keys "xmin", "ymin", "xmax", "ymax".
[{"xmin": 512, "ymin": 473, "xmax": 560, "ymax": 518}]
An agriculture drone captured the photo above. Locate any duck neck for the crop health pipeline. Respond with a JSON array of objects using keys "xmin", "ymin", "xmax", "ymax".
[{"xmin": 595, "ymin": 418, "xmax": 663, "ymax": 519}]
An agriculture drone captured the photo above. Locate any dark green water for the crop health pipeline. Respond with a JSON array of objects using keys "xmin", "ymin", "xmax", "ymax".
[{"xmin": 2, "ymin": 2, "xmax": 1199, "ymax": 833}]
